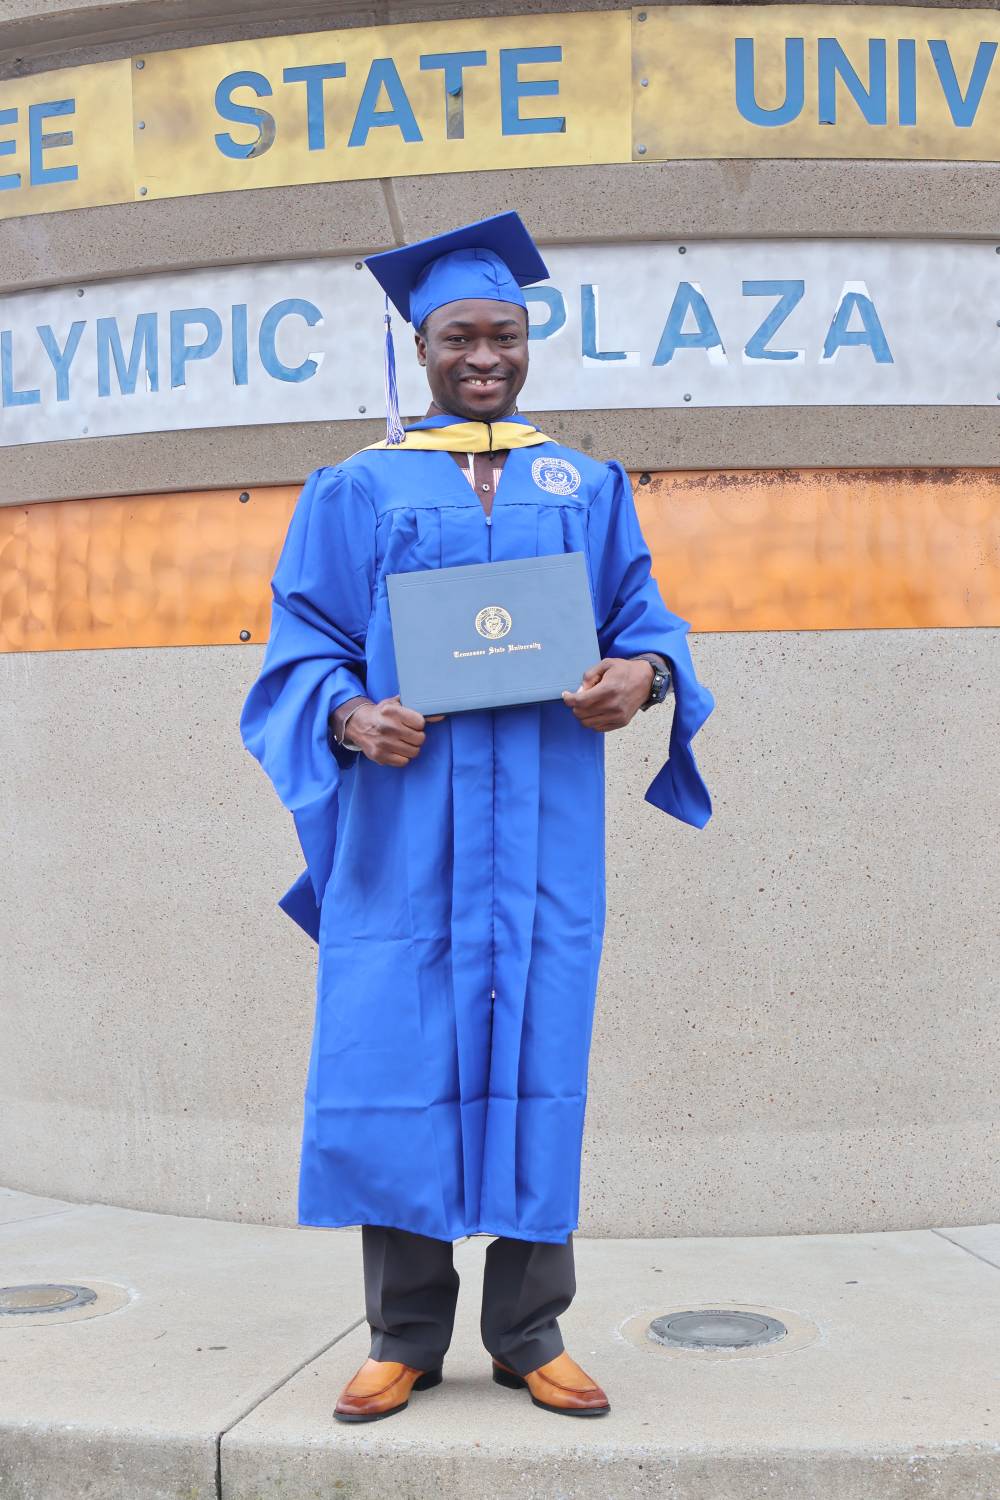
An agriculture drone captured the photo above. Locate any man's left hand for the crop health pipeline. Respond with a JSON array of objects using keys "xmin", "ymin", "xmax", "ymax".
[{"xmin": 562, "ymin": 658, "xmax": 654, "ymax": 732}]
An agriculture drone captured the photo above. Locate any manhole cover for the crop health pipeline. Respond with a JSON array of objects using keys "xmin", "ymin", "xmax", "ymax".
[
  {"xmin": 0, "ymin": 1280, "xmax": 131, "ymax": 1327},
  {"xmin": 619, "ymin": 1302, "xmax": 818, "ymax": 1360},
  {"xmin": 0, "ymin": 1283, "xmax": 98, "ymax": 1315},
  {"xmin": 649, "ymin": 1308, "xmax": 787, "ymax": 1350}
]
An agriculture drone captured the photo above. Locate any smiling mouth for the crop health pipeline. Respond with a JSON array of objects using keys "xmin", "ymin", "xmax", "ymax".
[{"xmin": 461, "ymin": 375, "xmax": 508, "ymax": 388}]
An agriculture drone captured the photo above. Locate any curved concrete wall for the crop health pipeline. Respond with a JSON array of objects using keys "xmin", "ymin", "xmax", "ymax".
[{"xmin": 2, "ymin": 0, "xmax": 998, "ymax": 1233}]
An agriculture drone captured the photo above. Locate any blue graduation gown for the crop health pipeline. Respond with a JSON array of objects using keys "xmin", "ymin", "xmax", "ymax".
[{"xmin": 241, "ymin": 423, "xmax": 714, "ymax": 1243}]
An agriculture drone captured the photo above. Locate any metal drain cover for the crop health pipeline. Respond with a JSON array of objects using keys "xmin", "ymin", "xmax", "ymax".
[
  {"xmin": 621, "ymin": 1301, "xmax": 816, "ymax": 1360},
  {"xmin": 649, "ymin": 1308, "xmax": 787, "ymax": 1350},
  {"xmin": 0, "ymin": 1280, "xmax": 131, "ymax": 1327},
  {"xmin": 0, "ymin": 1283, "xmax": 98, "ymax": 1315}
]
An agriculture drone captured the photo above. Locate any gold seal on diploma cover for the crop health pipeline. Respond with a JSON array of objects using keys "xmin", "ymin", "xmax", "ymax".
[{"xmin": 475, "ymin": 606, "xmax": 512, "ymax": 640}]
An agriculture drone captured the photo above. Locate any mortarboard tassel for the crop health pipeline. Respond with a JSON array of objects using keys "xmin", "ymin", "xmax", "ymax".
[{"xmin": 382, "ymin": 297, "xmax": 406, "ymax": 446}]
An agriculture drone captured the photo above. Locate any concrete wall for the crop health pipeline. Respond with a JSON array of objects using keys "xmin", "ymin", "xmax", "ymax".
[
  {"xmin": 2, "ymin": 0, "xmax": 998, "ymax": 1232},
  {"xmin": 2, "ymin": 630, "xmax": 997, "ymax": 1235}
]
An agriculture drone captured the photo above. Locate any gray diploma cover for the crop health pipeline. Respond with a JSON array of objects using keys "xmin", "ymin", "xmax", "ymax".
[{"xmin": 387, "ymin": 552, "xmax": 600, "ymax": 715}]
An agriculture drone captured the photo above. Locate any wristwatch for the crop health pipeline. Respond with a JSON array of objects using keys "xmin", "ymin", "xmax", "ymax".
[{"xmin": 639, "ymin": 662, "xmax": 671, "ymax": 711}]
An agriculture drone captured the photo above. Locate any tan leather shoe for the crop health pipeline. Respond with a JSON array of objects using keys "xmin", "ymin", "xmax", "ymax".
[
  {"xmin": 334, "ymin": 1357, "xmax": 442, "ymax": 1423},
  {"xmin": 492, "ymin": 1350, "xmax": 610, "ymax": 1417}
]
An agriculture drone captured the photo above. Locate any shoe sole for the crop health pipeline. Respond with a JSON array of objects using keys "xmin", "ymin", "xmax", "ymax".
[
  {"xmin": 492, "ymin": 1365, "xmax": 610, "ymax": 1417},
  {"xmin": 334, "ymin": 1366, "xmax": 443, "ymax": 1423}
]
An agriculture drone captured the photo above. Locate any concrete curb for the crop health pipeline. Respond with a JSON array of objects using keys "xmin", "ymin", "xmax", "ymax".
[{"xmin": 2, "ymin": 1190, "xmax": 998, "ymax": 1499}]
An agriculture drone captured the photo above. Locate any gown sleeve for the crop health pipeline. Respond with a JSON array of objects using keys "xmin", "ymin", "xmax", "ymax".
[
  {"xmin": 586, "ymin": 459, "xmax": 715, "ymax": 829},
  {"xmin": 240, "ymin": 464, "xmax": 377, "ymax": 937}
]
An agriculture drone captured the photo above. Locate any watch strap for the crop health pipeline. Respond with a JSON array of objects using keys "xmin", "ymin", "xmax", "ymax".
[{"xmin": 640, "ymin": 663, "xmax": 670, "ymax": 710}]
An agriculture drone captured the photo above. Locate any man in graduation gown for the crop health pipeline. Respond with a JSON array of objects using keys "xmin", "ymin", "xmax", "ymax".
[{"xmin": 241, "ymin": 213, "xmax": 714, "ymax": 1423}]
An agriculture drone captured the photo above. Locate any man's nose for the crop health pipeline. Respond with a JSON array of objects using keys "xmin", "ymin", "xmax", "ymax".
[{"xmin": 463, "ymin": 339, "xmax": 501, "ymax": 370}]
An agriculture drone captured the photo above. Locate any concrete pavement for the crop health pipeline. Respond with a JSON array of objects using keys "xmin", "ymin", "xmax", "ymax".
[{"xmin": 1, "ymin": 1188, "xmax": 998, "ymax": 1499}]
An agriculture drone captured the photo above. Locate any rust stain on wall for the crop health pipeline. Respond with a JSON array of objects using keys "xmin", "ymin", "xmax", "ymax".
[{"xmin": 1, "ymin": 468, "xmax": 999, "ymax": 652}]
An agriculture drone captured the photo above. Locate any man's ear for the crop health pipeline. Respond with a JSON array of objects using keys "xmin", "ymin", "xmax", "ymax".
[{"xmin": 414, "ymin": 331, "xmax": 427, "ymax": 368}]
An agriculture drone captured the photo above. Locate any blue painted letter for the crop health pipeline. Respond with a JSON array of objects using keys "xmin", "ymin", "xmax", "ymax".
[
  {"xmin": 97, "ymin": 313, "xmax": 159, "ymax": 396},
  {"xmin": 0, "ymin": 107, "xmax": 20, "ymax": 190},
  {"xmin": 214, "ymin": 71, "xmax": 275, "ymax": 159},
  {"xmin": 524, "ymin": 287, "xmax": 566, "ymax": 340},
  {"xmin": 170, "ymin": 308, "xmax": 223, "ymax": 388},
  {"xmin": 897, "ymin": 39, "xmax": 917, "ymax": 126},
  {"xmin": 348, "ymin": 59, "xmax": 423, "ymax": 148},
  {"xmin": 419, "ymin": 51, "xmax": 487, "ymax": 139},
  {"xmin": 28, "ymin": 99, "xmax": 77, "ymax": 185},
  {"xmin": 259, "ymin": 299, "xmax": 322, "ymax": 382},
  {"xmin": 821, "ymin": 285, "xmax": 893, "ymax": 363},
  {"xmin": 928, "ymin": 39, "xmax": 997, "ymax": 127},
  {"xmin": 743, "ymin": 280, "xmax": 805, "ymax": 361},
  {"xmin": 817, "ymin": 38, "xmax": 887, "ymax": 125},
  {"xmin": 282, "ymin": 64, "xmax": 346, "ymax": 151},
  {"xmin": 653, "ymin": 283, "xmax": 725, "ymax": 366},
  {"xmin": 734, "ymin": 37, "xmax": 804, "ymax": 126},
  {"xmin": 1, "ymin": 330, "xmax": 40, "ymax": 406},
  {"xmin": 581, "ymin": 285, "xmax": 634, "ymax": 362},
  {"xmin": 232, "ymin": 304, "xmax": 249, "ymax": 386},
  {"xmin": 500, "ymin": 47, "xmax": 565, "ymax": 135},
  {"xmin": 37, "ymin": 320, "xmax": 85, "ymax": 400}
]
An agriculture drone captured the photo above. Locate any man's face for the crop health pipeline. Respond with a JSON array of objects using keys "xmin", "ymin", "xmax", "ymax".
[{"xmin": 415, "ymin": 299, "xmax": 529, "ymax": 422}]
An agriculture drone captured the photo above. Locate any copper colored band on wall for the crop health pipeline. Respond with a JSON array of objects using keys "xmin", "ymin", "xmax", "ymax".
[
  {"xmin": 0, "ymin": 487, "xmax": 298, "ymax": 653},
  {"xmin": 2, "ymin": 467, "xmax": 1000, "ymax": 653},
  {"xmin": 639, "ymin": 466, "xmax": 1000, "ymax": 632}
]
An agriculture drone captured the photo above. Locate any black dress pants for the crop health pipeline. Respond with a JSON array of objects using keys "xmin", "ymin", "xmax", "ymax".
[{"xmin": 362, "ymin": 1224, "xmax": 576, "ymax": 1376}]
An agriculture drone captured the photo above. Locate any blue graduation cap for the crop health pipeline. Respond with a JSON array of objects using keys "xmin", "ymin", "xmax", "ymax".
[{"xmin": 364, "ymin": 213, "xmax": 549, "ymax": 444}]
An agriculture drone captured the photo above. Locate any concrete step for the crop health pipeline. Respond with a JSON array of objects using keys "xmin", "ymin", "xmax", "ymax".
[{"xmin": 1, "ymin": 1187, "xmax": 998, "ymax": 1499}]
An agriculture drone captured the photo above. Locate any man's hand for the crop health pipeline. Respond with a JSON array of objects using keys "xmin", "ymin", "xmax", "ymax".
[
  {"xmin": 562, "ymin": 658, "xmax": 654, "ymax": 733},
  {"xmin": 345, "ymin": 696, "xmax": 444, "ymax": 767}
]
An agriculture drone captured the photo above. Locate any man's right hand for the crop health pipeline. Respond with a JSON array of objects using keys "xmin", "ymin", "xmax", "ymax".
[{"xmin": 344, "ymin": 696, "xmax": 443, "ymax": 767}]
